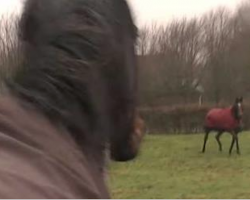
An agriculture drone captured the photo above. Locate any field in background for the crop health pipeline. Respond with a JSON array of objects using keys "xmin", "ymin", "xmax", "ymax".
[
  {"xmin": 140, "ymin": 103, "xmax": 250, "ymax": 134},
  {"xmin": 109, "ymin": 133, "xmax": 250, "ymax": 199}
]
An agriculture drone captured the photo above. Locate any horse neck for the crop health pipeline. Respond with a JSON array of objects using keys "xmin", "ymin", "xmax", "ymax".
[{"xmin": 230, "ymin": 105, "xmax": 240, "ymax": 121}]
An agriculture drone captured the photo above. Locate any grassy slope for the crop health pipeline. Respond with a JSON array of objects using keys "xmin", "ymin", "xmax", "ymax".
[{"xmin": 109, "ymin": 132, "xmax": 250, "ymax": 199}]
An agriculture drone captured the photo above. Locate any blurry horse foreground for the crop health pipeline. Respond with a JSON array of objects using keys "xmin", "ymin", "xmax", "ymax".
[{"xmin": 0, "ymin": 0, "xmax": 143, "ymax": 198}]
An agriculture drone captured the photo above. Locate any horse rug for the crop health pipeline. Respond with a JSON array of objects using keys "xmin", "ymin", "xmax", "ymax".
[{"xmin": 205, "ymin": 107, "xmax": 239, "ymax": 130}]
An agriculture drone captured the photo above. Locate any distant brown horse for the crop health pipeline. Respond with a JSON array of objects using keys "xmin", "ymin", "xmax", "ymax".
[
  {"xmin": 202, "ymin": 97, "xmax": 243, "ymax": 155},
  {"xmin": 0, "ymin": 0, "xmax": 141, "ymax": 198}
]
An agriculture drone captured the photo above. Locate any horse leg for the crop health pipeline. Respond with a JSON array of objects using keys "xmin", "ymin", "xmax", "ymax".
[
  {"xmin": 202, "ymin": 129, "xmax": 210, "ymax": 153},
  {"xmin": 215, "ymin": 131, "xmax": 223, "ymax": 152},
  {"xmin": 229, "ymin": 133, "xmax": 236, "ymax": 155},
  {"xmin": 235, "ymin": 133, "xmax": 240, "ymax": 155}
]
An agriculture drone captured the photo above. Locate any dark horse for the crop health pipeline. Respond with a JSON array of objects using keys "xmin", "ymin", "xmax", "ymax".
[
  {"xmin": 0, "ymin": 0, "xmax": 143, "ymax": 198},
  {"xmin": 202, "ymin": 97, "xmax": 243, "ymax": 155}
]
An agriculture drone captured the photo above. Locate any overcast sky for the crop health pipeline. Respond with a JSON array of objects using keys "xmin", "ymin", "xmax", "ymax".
[
  {"xmin": 0, "ymin": 0, "xmax": 22, "ymax": 15},
  {"xmin": 127, "ymin": 0, "xmax": 243, "ymax": 26},
  {"xmin": 0, "ymin": 0, "xmax": 244, "ymax": 26}
]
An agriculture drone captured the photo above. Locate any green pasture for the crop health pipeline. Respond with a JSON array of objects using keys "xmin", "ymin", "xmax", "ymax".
[{"xmin": 110, "ymin": 132, "xmax": 250, "ymax": 199}]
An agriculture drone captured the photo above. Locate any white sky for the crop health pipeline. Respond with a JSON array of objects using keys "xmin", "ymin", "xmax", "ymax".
[
  {"xmin": 127, "ymin": 0, "xmax": 244, "ymax": 26},
  {"xmin": 0, "ymin": 0, "xmax": 23, "ymax": 16},
  {"xmin": 0, "ymin": 0, "xmax": 245, "ymax": 26}
]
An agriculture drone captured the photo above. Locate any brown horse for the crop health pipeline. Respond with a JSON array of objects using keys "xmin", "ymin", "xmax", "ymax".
[
  {"xmin": 202, "ymin": 97, "xmax": 243, "ymax": 155},
  {"xmin": 0, "ymin": 0, "xmax": 142, "ymax": 198}
]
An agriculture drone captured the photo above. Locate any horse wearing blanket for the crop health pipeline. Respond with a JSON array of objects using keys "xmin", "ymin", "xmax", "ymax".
[{"xmin": 202, "ymin": 97, "xmax": 243, "ymax": 154}]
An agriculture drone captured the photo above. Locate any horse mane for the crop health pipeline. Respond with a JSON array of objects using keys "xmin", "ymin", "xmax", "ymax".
[{"xmin": 1, "ymin": 0, "xmax": 137, "ymax": 145}]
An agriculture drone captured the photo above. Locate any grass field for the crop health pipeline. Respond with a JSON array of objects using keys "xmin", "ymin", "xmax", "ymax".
[{"xmin": 109, "ymin": 132, "xmax": 250, "ymax": 199}]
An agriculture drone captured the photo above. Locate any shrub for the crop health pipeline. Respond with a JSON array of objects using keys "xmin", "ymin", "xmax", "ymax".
[{"xmin": 139, "ymin": 104, "xmax": 250, "ymax": 134}]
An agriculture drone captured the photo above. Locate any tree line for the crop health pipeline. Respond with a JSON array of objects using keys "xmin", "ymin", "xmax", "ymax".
[{"xmin": 137, "ymin": 1, "xmax": 250, "ymax": 107}]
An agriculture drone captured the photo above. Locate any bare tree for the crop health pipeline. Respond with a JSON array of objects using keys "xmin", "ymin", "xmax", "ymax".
[
  {"xmin": 0, "ymin": 14, "xmax": 22, "ymax": 88},
  {"xmin": 138, "ymin": 3, "xmax": 250, "ymax": 107},
  {"xmin": 199, "ymin": 8, "xmax": 238, "ymax": 104}
]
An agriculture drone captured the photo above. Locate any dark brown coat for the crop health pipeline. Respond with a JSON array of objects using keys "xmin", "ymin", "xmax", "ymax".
[
  {"xmin": 0, "ymin": 0, "xmax": 140, "ymax": 197},
  {"xmin": 0, "ymin": 96, "xmax": 109, "ymax": 198}
]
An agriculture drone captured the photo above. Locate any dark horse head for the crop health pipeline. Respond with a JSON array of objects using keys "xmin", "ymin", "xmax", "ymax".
[
  {"xmin": 231, "ymin": 97, "xmax": 243, "ymax": 121},
  {"xmin": 3, "ymin": 0, "xmax": 140, "ymax": 162}
]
